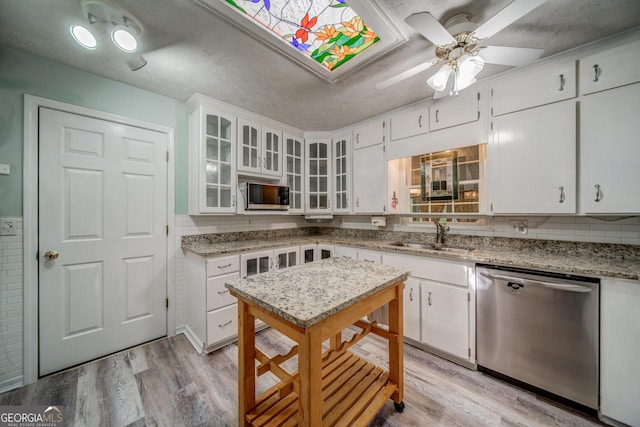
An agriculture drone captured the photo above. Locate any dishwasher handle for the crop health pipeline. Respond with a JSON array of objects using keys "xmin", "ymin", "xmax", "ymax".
[{"xmin": 481, "ymin": 272, "xmax": 593, "ymax": 293}]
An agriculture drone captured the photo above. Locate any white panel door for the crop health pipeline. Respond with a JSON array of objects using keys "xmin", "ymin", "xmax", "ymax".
[
  {"xmin": 39, "ymin": 108, "xmax": 168, "ymax": 375},
  {"xmin": 352, "ymin": 144, "xmax": 386, "ymax": 214}
]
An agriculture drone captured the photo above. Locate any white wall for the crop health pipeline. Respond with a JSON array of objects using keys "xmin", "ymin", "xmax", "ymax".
[{"xmin": 0, "ymin": 218, "xmax": 23, "ymax": 392}]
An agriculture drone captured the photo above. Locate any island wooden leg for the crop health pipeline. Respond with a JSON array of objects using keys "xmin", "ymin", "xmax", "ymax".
[
  {"xmin": 388, "ymin": 281, "xmax": 405, "ymax": 406},
  {"xmin": 238, "ymin": 299, "xmax": 256, "ymax": 427},
  {"xmin": 298, "ymin": 327, "xmax": 323, "ymax": 426}
]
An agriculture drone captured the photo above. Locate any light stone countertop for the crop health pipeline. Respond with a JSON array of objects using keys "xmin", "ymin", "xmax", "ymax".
[
  {"xmin": 182, "ymin": 234, "xmax": 640, "ymax": 282},
  {"xmin": 225, "ymin": 257, "xmax": 409, "ymax": 328}
]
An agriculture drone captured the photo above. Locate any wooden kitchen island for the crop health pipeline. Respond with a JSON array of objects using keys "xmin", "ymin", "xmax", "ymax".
[{"xmin": 226, "ymin": 257, "xmax": 409, "ymax": 427}]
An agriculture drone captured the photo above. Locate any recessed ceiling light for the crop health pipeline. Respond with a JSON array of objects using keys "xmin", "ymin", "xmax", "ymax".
[
  {"xmin": 111, "ymin": 28, "xmax": 138, "ymax": 52},
  {"xmin": 70, "ymin": 25, "xmax": 97, "ymax": 49}
]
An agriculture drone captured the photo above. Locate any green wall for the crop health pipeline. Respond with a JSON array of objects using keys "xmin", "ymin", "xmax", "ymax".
[{"xmin": 0, "ymin": 46, "xmax": 189, "ymax": 217}]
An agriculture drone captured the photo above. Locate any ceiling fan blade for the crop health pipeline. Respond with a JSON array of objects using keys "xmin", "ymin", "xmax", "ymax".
[
  {"xmin": 473, "ymin": 0, "xmax": 546, "ymax": 40},
  {"xmin": 405, "ymin": 12, "xmax": 456, "ymax": 47},
  {"xmin": 376, "ymin": 58, "xmax": 439, "ymax": 90},
  {"xmin": 480, "ymin": 45, "xmax": 544, "ymax": 66}
]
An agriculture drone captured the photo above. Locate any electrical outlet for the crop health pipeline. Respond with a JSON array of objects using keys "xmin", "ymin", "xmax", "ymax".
[
  {"xmin": 0, "ymin": 219, "xmax": 16, "ymax": 236},
  {"xmin": 509, "ymin": 219, "xmax": 528, "ymax": 234}
]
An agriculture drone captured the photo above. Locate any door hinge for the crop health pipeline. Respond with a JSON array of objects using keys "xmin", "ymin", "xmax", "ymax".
[
  {"xmin": 383, "ymin": 145, "xmax": 386, "ymax": 152},
  {"xmin": 490, "ymin": 121, "xmax": 493, "ymax": 130},
  {"xmin": 166, "ymin": 151, "xmax": 169, "ymax": 162},
  {"xmin": 477, "ymin": 92, "xmax": 480, "ymax": 101},
  {"xmin": 467, "ymin": 292, "xmax": 470, "ymax": 302},
  {"xmin": 491, "ymin": 88, "xmax": 493, "ymax": 97},
  {"xmin": 382, "ymin": 121, "xmax": 385, "ymax": 128},
  {"xmin": 36, "ymin": 252, "xmax": 39, "ymax": 261},
  {"xmin": 491, "ymin": 107, "xmax": 494, "ymax": 116},
  {"xmin": 166, "ymin": 298, "xmax": 169, "ymax": 309},
  {"xmin": 166, "ymin": 225, "xmax": 169, "ymax": 235},
  {"xmin": 468, "ymin": 348, "xmax": 471, "ymax": 358},
  {"xmin": 490, "ymin": 203, "xmax": 493, "ymax": 212},
  {"xmin": 477, "ymin": 111, "xmax": 480, "ymax": 120}
]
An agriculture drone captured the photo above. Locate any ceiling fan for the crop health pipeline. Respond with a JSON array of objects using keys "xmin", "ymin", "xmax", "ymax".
[{"xmin": 376, "ymin": 0, "xmax": 547, "ymax": 98}]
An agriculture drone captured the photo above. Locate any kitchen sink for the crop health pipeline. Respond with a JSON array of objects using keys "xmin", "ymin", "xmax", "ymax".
[{"xmin": 388, "ymin": 242, "xmax": 474, "ymax": 254}]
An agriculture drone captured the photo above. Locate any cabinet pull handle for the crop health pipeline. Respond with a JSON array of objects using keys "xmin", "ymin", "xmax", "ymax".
[
  {"xmin": 356, "ymin": 197, "xmax": 360, "ymax": 208},
  {"xmin": 218, "ymin": 263, "xmax": 232, "ymax": 269},
  {"xmin": 428, "ymin": 291, "xmax": 432, "ymax": 306},
  {"xmin": 435, "ymin": 110, "xmax": 439, "ymax": 123},
  {"xmin": 418, "ymin": 115, "xmax": 422, "ymax": 128},
  {"xmin": 327, "ymin": 198, "xmax": 331, "ymax": 208},
  {"xmin": 231, "ymin": 195, "xmax": 236, "ymax": 207},
  {"xmin": 219, "ymin": 320, "xmax": 232, "ymax": 328},
  {"xmin": 593, "ymin": 64, "xmax": 600, "ymax": 82},
  {"xmin": 409, "ymin": 288, "xmax": 414, "ymax": 302},
  {"xmin": 559, "ymin": 74, "xmax": 565, "ymax": 91},
  {"xmin": 558, "ymin": 186, "xmax": 565, "ymax": 203},
  {"xmin": 594, "ymin": 184, "xmax": 602, "ymax": 202},
  {"xmin": 363, "ymin": 259, "xmax": 375, "ymax": 263},
  {"xmin": 217, "ymin": 289, "xmax": 230, "ymax": 295},
  {"xmin": 258, "ymin": 157, "xmax": 261, "ymax": 168},
  {"xmin": 356, "ymin": 133, "xmax": 360, "ymax": 144}
]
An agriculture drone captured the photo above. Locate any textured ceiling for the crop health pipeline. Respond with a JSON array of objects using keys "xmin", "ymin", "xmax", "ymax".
[{"xmin": 1, "ymin": 0, "xmax": 640, "ymax": 130}]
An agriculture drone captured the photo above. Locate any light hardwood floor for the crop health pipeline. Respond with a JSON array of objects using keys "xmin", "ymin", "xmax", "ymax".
[{"xmin": 0, "ymin": 328, "xmax": 602, "ymax": 426}]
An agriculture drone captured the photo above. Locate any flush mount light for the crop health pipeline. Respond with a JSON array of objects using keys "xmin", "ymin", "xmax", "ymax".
[
  {"xmin": 70, "ymin": 25, "xmax": 97, "ymax": 49},
  {"xmin": 111, "ymin": 27, "xmax": 138, "ymax": 52}
]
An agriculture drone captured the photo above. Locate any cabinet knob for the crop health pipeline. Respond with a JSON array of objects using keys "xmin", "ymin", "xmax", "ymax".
[
  {"xmin": 558, "ymin": 186, "xmax": 565, "ymax": 203},
  {"xmin": 594, "ymin": 184, "xmax": 602, "ymax": 202}
]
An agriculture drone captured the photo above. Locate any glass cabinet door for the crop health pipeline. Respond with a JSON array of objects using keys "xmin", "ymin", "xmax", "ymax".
[
  {"xmin": 262, "ymin": 128, "xmax": 282, "ymax": 176},
  {"xmin": 205, "ymin": 114, "xmax": 234, "ymax": 209},
  {"xmin": 333, "ymin": 135, "xmax": 350, "ymax": 213},
  {"xmin": 239, "ymin": 120, "xmax": 260, "ymax": 173},
  {"xmin": 285, "ymin": 135, "xmax": 304, "ymax": 212},
  {"xmin": 306, "ymin": 140, "xmax": 332, "ymax": 212}
]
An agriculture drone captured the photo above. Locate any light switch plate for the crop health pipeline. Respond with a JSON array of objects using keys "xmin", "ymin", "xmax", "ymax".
[
  {"xmin": 0, "ymin": 219, "xmax": 17, "ymax": 236},
  {"xmin": 0, "ymin": 164, "xmax": 10, "ymax": 175}
]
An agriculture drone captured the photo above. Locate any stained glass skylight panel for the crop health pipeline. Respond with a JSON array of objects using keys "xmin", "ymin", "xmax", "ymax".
[{"xmin": 222, "ymin": 0, "xmax": 380, "ymax": 71}]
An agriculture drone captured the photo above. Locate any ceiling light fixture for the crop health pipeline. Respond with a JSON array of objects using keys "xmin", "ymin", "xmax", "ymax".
[
  {"xmin": 70, "ymin": 0, "xmax": 147, "ymax": 71},
  {"xmin": 70, "ymin": 25, "xmax": 97, "ymax": 49}
]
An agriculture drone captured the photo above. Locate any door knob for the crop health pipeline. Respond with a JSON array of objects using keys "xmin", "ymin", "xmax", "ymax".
[{"xmin": 44, "ymin": 250, "xmax": 59, "ymax": 260}]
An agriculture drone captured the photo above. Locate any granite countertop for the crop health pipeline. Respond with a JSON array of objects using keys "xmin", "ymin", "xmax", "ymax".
[
  {"xmin": 182, "ymin": 232, "xmax": 640, "ymax": 281},
  {"xmin": 225, "ymin": 257, "xmax": 409, "ymax": 328}
]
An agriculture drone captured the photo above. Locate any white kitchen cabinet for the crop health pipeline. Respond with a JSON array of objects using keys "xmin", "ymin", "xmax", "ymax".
[
  {"xmin": 489, "ymin": 100, "xmax": 576, "ymax": 214},
  {"xmin": 300, "ymin": 243, "xmax": 318, "ymax": 263},
  {"xmin": 490, "ymin": 61, "xmax": 576, "ymax": 116},
  {"xmin": 403, "ymin": 277, "xmax": 421, "ymax": 342},
  {"xmin": 284, "ymin": 133, "xmax": 304, "ymax": 213},
  {"xmin": 383, "ymin": 252, "xmax": 475, "ymax": 365},
  {"xmin": 579, "ymin": 39, "xmax": 640, "ymax": 95},
  {"xmin": 429, "ymin": 89, "xmax": 480, "ymax": 131},
  {"xmin": 188, "ymin": 106, "xmax": 237, "ymax": 214},
  {"xmin": 421, "ymin": 280, "xmax": 470, "ymax": 361},
  {"xmin": 356, "ymin": 249, "xmax": 382, "ymax": 264},
  {"xmin": 185, "ymin": 253, "xmax": 241, "ymax": 352},
  {"xmin": 579, "ymin": 83, "xmax": 640, "ymax": 214},
  {"xmin": 352, "ymin": 143, "xmax": 386, "ymax": 214},
  {"xmin": 353, "ymin": 119, "xmax": 385, "ymax": 149},
  {"xmin": 305, "ymin": 139, "xmax": 332, "ymax": 213},
  {"xmin": 333, "ymin": 134, "xmax": 352, "ymax": 213},
  {"xmin": 318, "ymin": 244, "xmax": 333, "ymax": 260},
  {"xmin": 600, "ymin": 278, "xmax": 640, "ymax": 427},
  {"xmin": 390, "ymin": 103, "xmax": 429, "ymax": 141},
  {"xmin": 241, "ymin": 249, "xmax": 273, "ymax": 277},
  {"xmin": 238, "ymin": 118, "xmax": 283, "ymax": 177},
  {"xmin": 334, "ymin": 245, "xmax": 357, "ymax": 260},
  {"xmin": 273, "ymin": 246, "xmax": 300, "ymax": 270}
]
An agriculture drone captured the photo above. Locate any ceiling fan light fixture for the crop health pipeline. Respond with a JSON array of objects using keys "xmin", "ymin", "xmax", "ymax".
[
  {"xmin": 111, "ymin": 26, "xmax": 138, "ymax": 52},
  {"xmin": 70, "ymin": 25, "xmax": 97, "ymax": 49},
  {"xmin": 455, "ymin": 54, "xmax": 484, "ymax": 90},
  {"xmin": 427, "ymin": 63, "xmax": 452, "ymax": 91}
]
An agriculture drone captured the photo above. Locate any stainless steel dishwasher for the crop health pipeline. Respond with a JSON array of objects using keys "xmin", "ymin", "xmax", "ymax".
[{"xmin": 476, "ymin": 264, "xmax": 599, "ymax": 411}]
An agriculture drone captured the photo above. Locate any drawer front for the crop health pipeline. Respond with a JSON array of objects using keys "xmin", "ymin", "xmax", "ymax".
[
  {"xmin": 383, "ymin": 253, "xmax": 469, "ymax": 287},
  {"xmin": 357, "ymin": 249, "xmax": 382, "ymax": 264},
  {"xmin": 207, "ymin": 304, "xmax": 238, "ymax": 345},
  {"xmin": 580, "ymin": 39, "xmax": 640, "ymax": 95},
  {"xmin": 207, "ymin": 272, "xmax": 239, "ymax": 310},
  {"xmin": 207, "ymin": 255, "xmax": 239, "ymax": 276}
]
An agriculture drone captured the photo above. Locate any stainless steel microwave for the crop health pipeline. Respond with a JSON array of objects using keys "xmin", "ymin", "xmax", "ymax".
[{"xmin": 242, "ymin": 182, "xmax": 289, "ymax": 211}]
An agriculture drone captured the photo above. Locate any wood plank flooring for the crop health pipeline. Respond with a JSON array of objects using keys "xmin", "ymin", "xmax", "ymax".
[{"xmin": 0, "ymin": 329, "xmax": 603, "ymax": 426}]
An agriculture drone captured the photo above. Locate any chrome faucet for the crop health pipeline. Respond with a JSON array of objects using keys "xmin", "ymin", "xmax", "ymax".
[{"xmin": 432, "ymin": 219, "xmax": 449, "ymax": 244}]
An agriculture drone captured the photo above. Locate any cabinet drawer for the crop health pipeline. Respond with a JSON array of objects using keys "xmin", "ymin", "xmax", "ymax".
[
  {"xmin": 207, "ymin": 272, "xmax": 239, "ymax": 310},
  {"xmin": 390, "ymin": 106, "xmax": 429, "ymax": 141},
  {"xmin": 207, "ymin": 304, "xmax": 238, "ymax": 345},
  {"xmin": 357, "ymin": 249, "xmax": 382, "ymax": 264},
  {"xmin": 580, "ymin": 39, "xmax": 640, "ymax": 95},
  {"xmin": 384, "ymin": 253, "xmax": 469, "ymax": 287},
  {"xmin": 429, "ymin": 90, "xmax": 479, "ymax": 131},
  {"xmin": 207, "ymin": 255, "xmax": 239, "ymax": 276}
]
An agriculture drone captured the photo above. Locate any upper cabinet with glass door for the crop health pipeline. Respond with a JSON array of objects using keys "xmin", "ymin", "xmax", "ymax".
[
  {"xmin": 238, "ymin": 118, "xmax": 283, "ymax": 178},
  {"xmin": 333, "ymin": 134, "xmax": 352, "ymax": 214},
  {"xmin": 305, "ymin": 139, "xmax": 332, "ymax": 213},
  {"xmin": 284, "ymin": 134, "xmax": 304, "ymax": 213},
  {"xmin": 188, "ymin": 106, "xmax": 237, "ymax": 214}
]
